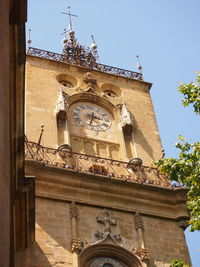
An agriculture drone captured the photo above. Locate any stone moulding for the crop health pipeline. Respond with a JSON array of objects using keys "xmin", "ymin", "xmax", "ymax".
[
  {"xmin": 79, "ymin": 243, "xmax": 143, "ymax": 267},
  {"xmin": 25, "ymin": 159, "xmax": 190, "ymax": 223}
]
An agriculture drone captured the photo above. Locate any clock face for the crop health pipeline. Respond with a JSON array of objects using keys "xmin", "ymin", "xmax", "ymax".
[{"xmin": 72, "ymin": 103, "xmax": 111, "ymax": 131}]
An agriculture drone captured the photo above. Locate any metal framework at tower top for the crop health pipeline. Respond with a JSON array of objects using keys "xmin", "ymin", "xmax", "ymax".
[
  {"xmin": 27, "ymin": 6, "xmax": 143, "ymax": 80},
  {"xmin": 27, "ymin": 47, "xmax": 143, "ymax": 80},
  {"xmin": 60, "ymin": 6, "xmax": 100, "ymax": 71}
]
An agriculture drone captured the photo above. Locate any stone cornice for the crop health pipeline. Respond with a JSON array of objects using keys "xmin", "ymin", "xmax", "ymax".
[{"xmin": 26, "ymin": 160, "xmax": 189, "ymax": 221}]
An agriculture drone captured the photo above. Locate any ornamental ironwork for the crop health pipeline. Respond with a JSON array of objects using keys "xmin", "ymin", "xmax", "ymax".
[
  {"xmin": 27, "ymin": 47, "xmax": 143, "ymax": 80},
  {"xmin": 25, "ymin": 140, "xmax": 171, "ymax": 188}
]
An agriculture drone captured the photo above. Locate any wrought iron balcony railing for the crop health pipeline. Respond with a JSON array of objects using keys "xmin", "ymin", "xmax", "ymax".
[
  {"xmin": 27, "ymin": 47, "xmax": 143, "ymax": 81},
  {"xmin": 25, "ymin": 140, "xmax": 171, "ymax": 188}
]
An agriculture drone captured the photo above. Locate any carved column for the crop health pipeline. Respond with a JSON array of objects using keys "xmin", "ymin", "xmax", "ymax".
[
  {"xmin": 134, "ymin": 212, "xmax": 150, "ymax": 265},
  {"xmin": 135, "ymin": 212, "xmax": 145, "ymax": 249},
  {"xmin": 70, "ymin": 202, "xmax": 78, "ymax": 240},
  {"xmin": 70, "ymin": 202, "xmax": 78, "ymax": 267}
]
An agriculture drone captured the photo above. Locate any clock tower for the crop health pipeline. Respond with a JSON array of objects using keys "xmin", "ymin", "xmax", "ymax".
[{"xmin": 21, "ymin": 10, "xmax": 191, "ymax": 267}]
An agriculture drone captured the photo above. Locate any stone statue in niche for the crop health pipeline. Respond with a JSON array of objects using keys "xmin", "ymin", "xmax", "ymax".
[
  {"xmin": 55, "ymin": 90, "xmax": 69, "ymax": 116},
  {"xmin": 120, "ymin": 102, "xmax": 134, "ymax": 134}
]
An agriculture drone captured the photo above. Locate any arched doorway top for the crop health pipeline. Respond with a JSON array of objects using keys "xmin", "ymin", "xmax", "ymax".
[{"xmin": 79, "ymin": 242, "xmax": 142, "ymax": 267}]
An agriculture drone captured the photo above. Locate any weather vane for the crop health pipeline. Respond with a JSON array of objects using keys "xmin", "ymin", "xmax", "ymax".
[{"xmin": 61, "ymin": 6, "xmax": 78, "ymax": 32}]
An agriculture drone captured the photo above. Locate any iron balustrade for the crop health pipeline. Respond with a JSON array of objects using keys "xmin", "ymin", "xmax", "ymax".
[
  {"xmin": 27, "ymin": 47, "xmax": 143, "ymax": 81},
  {"xmin": 25, "ymin": 140, "xmax": 171, "ymax": 188}
]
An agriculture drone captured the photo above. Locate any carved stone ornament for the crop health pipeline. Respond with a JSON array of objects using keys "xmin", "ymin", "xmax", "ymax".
[
  {"xmin": 120, "ymin": 102, "xmax": 134, "ymax": 133},
  {"xmin": 177, "ymin": 217, "xmax": 189, "ymax": 230},
  {"xmin": 135, "ymin": 248, "xmax": 150, "ymax": 261},
  {"xmin": 94, "ymin": 231, "xmax": 122, "ymax": 242},
  {"xmin": 134, "ymin": 212, "xmax": 144, "ymax": 231},
  {"xmin": 95, "ymin": 209, "xmax": 122, "ymax": 243},
  {"xmin": 70, "ymin": 201, "xmax": 78, "ymax": 218},
  {"xmin": 94, "ymin": 232, "xmax": 120, "ymax": 246},
  {"xmin": 55, "ymin": 90, "xmax": 69, "ymax": 115},
  {"xmin": 96, "ymin": 209, "xmax": 117, "ymax": 233},
  {"xmin": 71, "ymin": 238, "xmax": 88, "ymax": 253},
  {"xmin": 83, "ymin": 72, "xmax": 97, "ymax": 89}
]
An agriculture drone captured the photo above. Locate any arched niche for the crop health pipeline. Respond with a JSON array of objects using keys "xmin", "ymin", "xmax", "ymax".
[
  {"xmin": 79, "ymin": 243, "xmax": 142, "ymax": 267},
  {"xmin": 55, "ymin": 73, "xmax": 78, "ymax": 88},
  {"xmin": 101, "ymin": 83, "xmax": 122, "ymax": 98}
]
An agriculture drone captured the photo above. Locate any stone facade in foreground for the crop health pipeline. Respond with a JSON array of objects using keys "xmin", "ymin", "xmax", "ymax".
[{"xmin": 16, "ymin": 54, "xmax": 191, "ymax": 267}]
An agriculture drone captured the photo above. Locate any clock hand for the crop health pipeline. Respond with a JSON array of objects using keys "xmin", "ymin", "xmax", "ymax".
[{"xmin": 92, "ymin": 115, "xmax": 104, "ymax": 121}]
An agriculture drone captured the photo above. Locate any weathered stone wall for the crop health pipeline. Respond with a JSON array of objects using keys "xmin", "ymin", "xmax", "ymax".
[
  {"xmin": 143, "ymin": 216, "xmax": 191, "ymax": 266},
  {"xmin": 26, "ymin": 56, "xmax": 162, "ymax": 165},
  {"xmin": 23, "ymin": 56, "xmax": 191, "ymax": 267},
  {"xmin": 35, "ymin": 199, "xmax": 72, "ymax": 266},
  {"xmin": 15, "ymin": 197, "xmax": 190, "ymax": 267}
]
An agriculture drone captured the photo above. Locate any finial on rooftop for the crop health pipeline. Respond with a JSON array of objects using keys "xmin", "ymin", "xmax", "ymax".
[
  {"xmin": 90, "ymin": 35, "xmax": 100, "ymax": 63},
  {"xmin": 27, "ymin": 29, "xmax": 32, "ymax": 52},
  {"xmin": 136, "ymin": 55, "xmax": 143, "ymax": 76},
  {"xmin": 90, "ymin": 35, "xmax": 98, "ymax": 50},
  {"xmin": 61, "ymin": 28, "xmax": 68, "ymax": 44}
]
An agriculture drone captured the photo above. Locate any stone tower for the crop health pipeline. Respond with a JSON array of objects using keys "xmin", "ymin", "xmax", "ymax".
[{"xmin": 22, "ymin": 16, "xmax": 191, "ymax": 267}]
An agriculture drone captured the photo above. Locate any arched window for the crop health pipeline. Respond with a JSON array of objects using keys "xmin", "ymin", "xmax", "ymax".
[
  {"xmin": 103, "ymin": 264, "xmax": 113, "ymax": 267},
  {"xmin": 89, "ymin": 257, "xmax": 124, "ymax": 267},
  {"xmin": 60, "ymin": 80, "xmax": 73, "ymax": 88},
  {"xmin": 79, "ymin": 243, "xmax": 142, "ymax": 267},
  {"xmin": 104, "ymin": 90, "xmax": 117, "ymax": 98}
]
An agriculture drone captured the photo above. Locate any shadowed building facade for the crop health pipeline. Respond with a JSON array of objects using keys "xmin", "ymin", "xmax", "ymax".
[{"xmin": 17, "ymin": 14, "xmax": 191, "ymax": 267}]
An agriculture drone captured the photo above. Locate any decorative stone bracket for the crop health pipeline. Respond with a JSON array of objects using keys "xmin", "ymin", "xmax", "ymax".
[
  {"xmin": 135, "ymin": 248, "xmax": 150, "ymax": 261},
  {"xmin": 176, "ymin": 216, "xmax": 189, "ymax": 230},
  {"xmin": 71, "ymin": 238, "xmax": 88, "ymax": 253}
]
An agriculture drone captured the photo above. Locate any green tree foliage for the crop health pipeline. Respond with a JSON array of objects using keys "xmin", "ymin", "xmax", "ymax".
[
  {"xmin": 155, "ymin": 74, "xmax": 200, "ymax": 232},
  {"xmin": 155, "ymin": 137, "xmax": 200, "ymax": 231},
  {"xmin": 170, "ymin": 259, "xmax": 190, "ymax": 267},
  {"xmin": 179, "ymin": 72, "xmax": 200, "ymax": 114}
]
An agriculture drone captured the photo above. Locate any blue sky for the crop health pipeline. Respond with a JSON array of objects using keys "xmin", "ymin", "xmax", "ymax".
[{"xmin": 27, "ymin": 0, "xmax": 200, "ymax": 265}]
